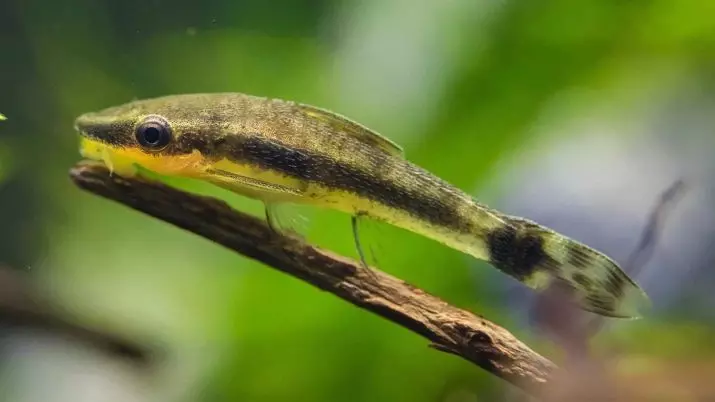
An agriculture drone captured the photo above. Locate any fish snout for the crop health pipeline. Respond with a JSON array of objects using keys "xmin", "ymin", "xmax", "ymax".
[{"xmin": 74, "ymin": 112, "xmax": 98, "ymax": 133}]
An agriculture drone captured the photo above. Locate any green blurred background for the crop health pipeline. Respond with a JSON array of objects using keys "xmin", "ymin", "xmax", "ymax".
[{"xmin": 1, "ymin": 0, "xmax": 715, "ymax": 401}]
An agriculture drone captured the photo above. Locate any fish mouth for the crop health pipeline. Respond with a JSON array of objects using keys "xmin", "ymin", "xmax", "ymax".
[
  {"xmin": 75, "ymin": 113, "xmax": 115, "ymax": 167},
  {"xmin": 77, "ymin": 137, "xmax": 107, "ymax": 159},
  {"xmin": 74, "ymin": 111, "xmax": 147, "ymax": 177},
  {"xmin": 77, "ymin": 137, "xmax": 124, "ymax": 175}
]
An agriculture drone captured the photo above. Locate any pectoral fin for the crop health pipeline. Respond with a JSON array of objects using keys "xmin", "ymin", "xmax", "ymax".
[
  {"xmin": 265, "ymin": 202, "xmax": 312, "ymax": 239},
  {"xmin": 350, "ymin": 212, "xmax": 388, "ymax": 272},
  {"xmin": 205, "ymin": 168, "xmax": 304, "ymax": 197}
]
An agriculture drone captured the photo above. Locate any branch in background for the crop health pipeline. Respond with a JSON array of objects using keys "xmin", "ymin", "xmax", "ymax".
[
  {"xmin": 623, "ymin": 179, "xmax": 687, "ymax": 277},
  {"xmin": 69, "ymin": 162, "xmax": 556, "ymax": 394},
  {"xmin": 0, "ymin": 265, "xmax": 150, "ymax": 363},
  {"xmin": 526, "ymin": 179, "xmax": 688, "ymax": 401},
  {"xmin": 580, "ymin": 179, "xmax": 688, "ymax": 337},
  {"xmin": 532, "ymin": 179, "xmax": 688, "ymax": 348}
]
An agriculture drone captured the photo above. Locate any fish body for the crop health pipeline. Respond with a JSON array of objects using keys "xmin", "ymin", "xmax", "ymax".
[{"xmin": 75, "ymin": 93, "xmax": 649, "ymax": 318}]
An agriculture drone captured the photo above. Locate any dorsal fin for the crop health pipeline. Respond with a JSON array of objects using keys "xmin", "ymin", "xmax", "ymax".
[{"xmin": 296, "ymin": 104, "xmax": 405, "ymax": 158}]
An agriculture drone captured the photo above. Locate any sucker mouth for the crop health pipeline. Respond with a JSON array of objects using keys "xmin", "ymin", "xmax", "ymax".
[
  {"xmin": 78, "ymin": 136, "xmax": 108, "ymax": 161},
  {"xmin": 77, "ymin": 137, "xmax": 109, "ymax": 173},
  {"xmin": 78, "ymin": 137, "xmax": 140, "ymax": 177}
]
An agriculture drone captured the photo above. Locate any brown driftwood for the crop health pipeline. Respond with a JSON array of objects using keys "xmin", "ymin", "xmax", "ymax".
[{"xmin": 69, "ymin": 162, "xmax": 556, "ymax": 394}]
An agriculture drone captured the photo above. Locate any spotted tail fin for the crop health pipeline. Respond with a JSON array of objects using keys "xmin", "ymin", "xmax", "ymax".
[{"xmin": 485, "ymin": 215, "xmax": 650, "ymax": 318}]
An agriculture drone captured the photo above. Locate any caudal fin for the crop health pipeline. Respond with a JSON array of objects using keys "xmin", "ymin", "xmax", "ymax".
[{"xmin": 485, "ymin": 215, "xmax": 650, "ymax": 318}]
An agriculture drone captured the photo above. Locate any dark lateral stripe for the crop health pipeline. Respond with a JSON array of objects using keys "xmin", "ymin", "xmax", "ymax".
[
  {"xmin": 79, "ymin": 122, "xmax": 134, "ymax": 147},
  {"xmin": 190, "ymin": 134, "xmax": 469, "ymax": 231}
]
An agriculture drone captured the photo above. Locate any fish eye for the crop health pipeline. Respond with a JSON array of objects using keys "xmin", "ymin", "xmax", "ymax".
[{"xmin": 135, "ymin": 115, "xmax": 172, "ymax": 151}]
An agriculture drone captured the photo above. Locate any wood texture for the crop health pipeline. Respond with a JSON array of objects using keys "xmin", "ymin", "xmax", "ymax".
[{"xmin": 69, "ymin": 162, "xmax": 556, "ymax": 393}]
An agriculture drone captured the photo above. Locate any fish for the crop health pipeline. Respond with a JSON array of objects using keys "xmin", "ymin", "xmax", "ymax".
[{"xmin": 74, "ymin": 92, "xmax": 650, "ymax": 318}]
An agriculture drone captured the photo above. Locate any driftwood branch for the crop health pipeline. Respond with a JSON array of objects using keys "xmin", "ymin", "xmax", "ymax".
[
  {"xmin": 0, "ymin": 265, "xmax": 150, "ymax": 363},
  {"xmin": 69, "ymin": 162, "xmax": 556, "ymax": 393}
]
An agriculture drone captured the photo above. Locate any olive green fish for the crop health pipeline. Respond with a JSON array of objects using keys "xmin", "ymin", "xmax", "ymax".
[{"xmin": 74, "ymin": 93, "xmax": 649, "ymax": 318}]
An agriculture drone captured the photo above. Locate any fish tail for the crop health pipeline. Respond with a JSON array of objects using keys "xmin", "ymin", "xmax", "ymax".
[{"xmin": 483, "ymin": 214, "xmax": 650, "ymax": 318}]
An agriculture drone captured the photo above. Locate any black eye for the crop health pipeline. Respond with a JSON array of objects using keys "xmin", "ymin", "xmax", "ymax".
[{"xmin": 135, "ymin": 116, "xmax": 172, "ymax": 151}]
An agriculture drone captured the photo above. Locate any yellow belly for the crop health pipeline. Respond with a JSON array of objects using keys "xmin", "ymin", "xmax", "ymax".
[{"xmin": 79, "ymin": 138, "xmax": 205, "ymax": 177}]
